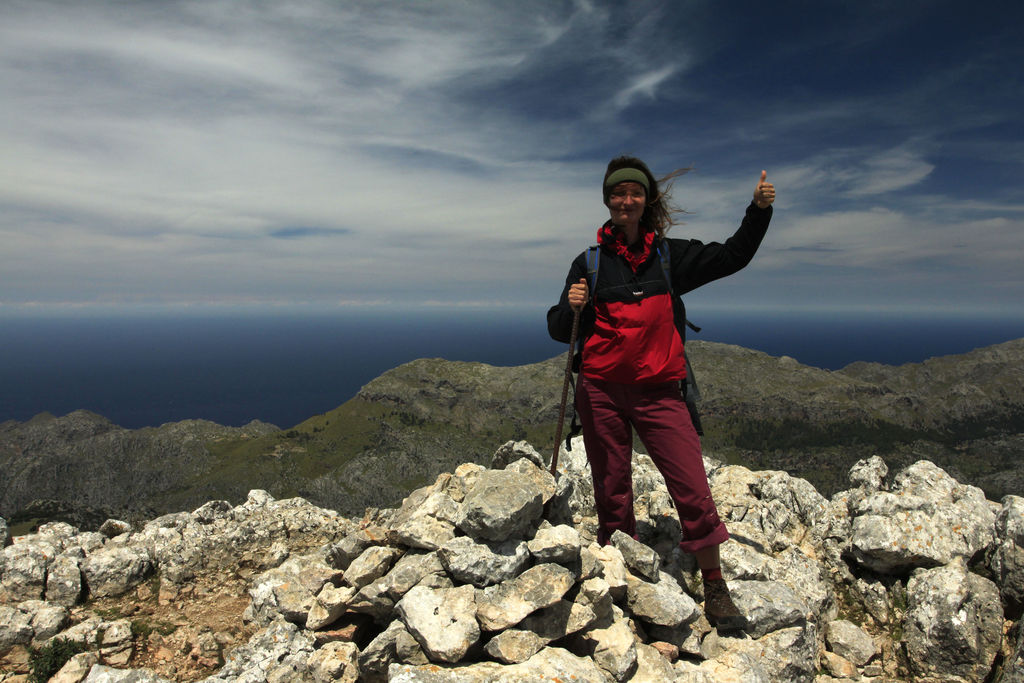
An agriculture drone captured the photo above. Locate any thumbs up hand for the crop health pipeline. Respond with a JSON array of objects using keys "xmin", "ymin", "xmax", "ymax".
[{"xmin": 753, "ymin": 170, "xmax": 775, "ymax": 209}]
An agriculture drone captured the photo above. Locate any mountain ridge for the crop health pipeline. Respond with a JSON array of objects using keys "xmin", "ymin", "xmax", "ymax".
[{"xmin": 2, "ymin": 338, "xmax": 1022, "ymax": 532}]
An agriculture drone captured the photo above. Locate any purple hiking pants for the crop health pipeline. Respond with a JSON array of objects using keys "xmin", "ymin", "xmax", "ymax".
[{"xmin": 576, "ymin": 374, "xmax": 729, "ymax": 553}]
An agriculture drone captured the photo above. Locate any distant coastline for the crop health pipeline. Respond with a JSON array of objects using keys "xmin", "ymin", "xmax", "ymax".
[{"xmin": 3, "ymin": 309, "xmax": 1023, "ymax": 430}]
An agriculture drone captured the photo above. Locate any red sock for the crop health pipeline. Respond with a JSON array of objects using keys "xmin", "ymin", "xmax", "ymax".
[{"xmin": 701, "ymin": 567, "xmax": 723, "ymax": 582}]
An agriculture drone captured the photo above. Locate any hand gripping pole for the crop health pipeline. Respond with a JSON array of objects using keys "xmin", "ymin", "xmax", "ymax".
[{"xmin": 550, "ymin": 307, "xmax": 581, "ymax": 477}]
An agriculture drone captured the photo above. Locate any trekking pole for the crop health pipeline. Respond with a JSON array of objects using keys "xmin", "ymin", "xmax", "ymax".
[{"xmin": 550, "ymin": 306, "xmax": 582, "ymax": 477}]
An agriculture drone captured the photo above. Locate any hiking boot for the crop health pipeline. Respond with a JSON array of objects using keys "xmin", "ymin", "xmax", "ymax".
[{"xmin": 703, "ymin": 578, "xmax": 748, "ymax": 634}]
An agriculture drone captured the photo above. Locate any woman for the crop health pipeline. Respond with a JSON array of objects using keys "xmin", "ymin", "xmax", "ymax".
[{"xmin": 547, "ymin": 156, "xmax": 775, "ymax": 632}]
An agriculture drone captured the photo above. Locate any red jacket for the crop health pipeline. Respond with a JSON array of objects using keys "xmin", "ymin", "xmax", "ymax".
[{"xmin": 547, "ymin": 202, "xmax": 772, "ymax": 384}]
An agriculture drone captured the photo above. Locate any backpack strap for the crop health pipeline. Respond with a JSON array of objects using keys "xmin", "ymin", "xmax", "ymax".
[
  {"xmin": 656, "ymin": 240, "xmax": 704, "ymax": 434},
  {"xmin": 657, "ymin": 242, "xmax": 672, "ymax": 292},
  {"xmin": 585, "ymin": 245, "xmax": 600, "ymax": 297},
  {"xmin": 656, "ymin": 241, "xmax": 700, "ymax": 334}
]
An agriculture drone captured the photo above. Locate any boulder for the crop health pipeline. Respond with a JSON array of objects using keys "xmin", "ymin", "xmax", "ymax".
[
  {"xmin": 81, "ymin": 545, "xmax": 154, "ymax": 599},
  {"xmin": 437, "ymin": 536, "xmax": 529, "ymax": 587},
  {"xmin": 490, "ymin": 440, "xmax": 546, "ymax": 470},
  {"xmin": 343, "ymin": 546, "xmax": 402, "ymax": 589},
  {"xmin": 727, "ymin": 580, "xmax": 810, "ymax": 640},
  {"xmin": 989, "ymin": 494, "xmax": 1024, "ymax": 617},
  {"xmin": 903, "ymin": 559, "xmax": 1003, "ymax": 682},
  {"xmin": 476, "ymin": 563, "xmax": 575, "ymax": 631},
  {"xmin": 625, "ymin": 573, "xmax": 700, "ymax": 628},
  {"xmin": 396, "ymin": 584, "xmax": 480, "ymax": 663},
  {"xmin": 307, "ymin": 640, "xmax": 360, "ymax": 683},
  {"xmin": 455, "ymin": 469, "xmax": 545, "ymax": 542},
  {"xmin": 389, "ymin": 646, "xmax": 610, "ymax": 682},
  {"xmin": 848, "ymin": 460, "xmax": 996, "ymax": 573},
  {"xmin": 825, "ymin": 618, "xmax": 877, "ymax": 666},
  {"xmin": 526, "ymin": 524, "xmax": 581, "ymax": 565},
  {"xmin": 610, "ymin": 531, "xmax": 660, "ymax": 582},
  {"xmin": 1, "ymin": 539, "xmax": 56, "ymax": 601}
]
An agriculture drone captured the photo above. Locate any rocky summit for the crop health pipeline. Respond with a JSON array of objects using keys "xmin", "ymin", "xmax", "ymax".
[{"xmin": 2, "ymin": 437, "xmax": 1023, "ymax": 683}]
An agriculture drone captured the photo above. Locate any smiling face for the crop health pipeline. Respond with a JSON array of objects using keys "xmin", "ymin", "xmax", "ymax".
[{"xmin": 606, "ymin": 181, "xmax": 647, "ymax": 230}]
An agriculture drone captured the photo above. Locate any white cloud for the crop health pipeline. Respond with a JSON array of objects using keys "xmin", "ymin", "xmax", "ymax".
[
  {"xmin": 840, "ymin": 147, "xmax": 935, "ymax": 196},
  {"xmin": 613, "ymin": 65, "xmax": 680, "ymax": 110},
  {"xmin": 0, "ymin": 1, "xmax": 1022, "ymax": 314}
]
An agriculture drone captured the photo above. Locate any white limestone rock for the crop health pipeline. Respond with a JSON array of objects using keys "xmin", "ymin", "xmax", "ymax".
[
  {"xmin": 389, "ymin": 646, "xmax": 611, "ymax": 682},
  {"xmin": 504, "ymin": 458, "xmax": 558, "ymax": 504},
  {"xmin": 393, "ymin": 515, "xmax": 456, "ymax": 551},
  {"xmin": 727, "ymin": 580, "xmax": 810, "ymax": 640},
  {"xmin": 903, "ymin": 558, "xmax": 1003, "ymax": 682},
  {"xmin": 305, "ymin": 583, "xmax": 357, "ymax": 630},
  {"xmin": 343, "ymin": 545, "xmax": 402, "ymax": 589},
  {"xmin": 381, "ymin": 551, "xmax": 446, "ymax": 600},
  {"xmin": 389, "ymin": 475, "xmax": 462, "ymax": 550},
  {"xmin": 588, "ymin": 543, "xmax": 629, "ymax": 601},
  {"xmin": 21, "ymin": 598, "xmax": 70, "ymax": 643},
  {"xmin": 825, "ymin": 618, "xmax": 877, "ymax": 666},
  {"xmin": 51, "ymin": 651, "xmax": 99, "ymax": 683},
  {"xmin": 0, "ymin": 603, "xmax": 33, "ymax": 649},
  {"xmin": 988, "ymin": 494, "xmax": 1024, "ymax": 616},
  {"xmin": 476, "ymin": 563, "xmax": 575, "ymax": 631},
  {"xmin": 322, "ymin": 528, "xmax": 377, "ymax": 570},
  {"xmin": 484, "ymin": 628, "xmax": 547, "ymax": 664},
  {"xmin": 625, "ymin": 572, "xmax": 700, "ymax": 628},
  {"xmin": 358, "ymin": 620, "xmax": 414, "ymax": 683},
  {"xmin": 246, "ymin": 558, "xmax": 330, "ymax": 626},
  {"xmin": 526, "ymin": 523, "xmax": 581, "ymax": 565},
  {"xmin": 848, "ymin": 460, "xmax": 996, "ymax": 574},
  {"xmin": 81, "ymin": 545, "xmax": 154, "ymax": 599},
  {"xmin": 396, "ymin": 584, "xmax": 480, "ymax": 663},
  {"xmin": 455, "ymin": 469, "xmax": 545, "ymax": 542},
  {"xmin": 1, "ymin": 538, "xmax": 56, "ymax": 601},
  {"xmin": 202, "ymin": 618, "xmax": 315, "ymax": 682},
  {"xmin": 579, "ymin": 618, "xmax": 638, "ymax": 682},
  {"xmin": 98, "ymin": 618, "xmax": 134, "ymax": 665},
  {"xmin": 83, "ymin": 665, "xmax": 175, "ymax": 682},
  {"xmin": 632, "ymin": 642, "xmax": 677, "ymax": 683},
  {"xmin": 848, "ymin": 455, "xmax": 888, "ymax": 490},
  {"xmin": 490, "ymin": 440, "xmax": 546, "ymax": 470},
  {"xmin": 517, "ymin": 596, "xmax": 598, "ymax": 643},
  {"xmin": 704, "ymin": 622, "xmax": 819, "ymax": 682},
  {"xmin": 307, "ymin": 640, "xmax": 359, "ymax": 683},
  {"xmin": 610, "ymin": 531, "xmax": 660, "ymax": 582},
  {"xmin": 46, "ymin": 551, "xmax": 84, "ymax": 607},
  {"xmin": 348, "ymin": 578, "xmax": 395, "ymax": 622},
  {"xmin": 437, "ymin": 535, "xmax": 529, "ymax": 587}
]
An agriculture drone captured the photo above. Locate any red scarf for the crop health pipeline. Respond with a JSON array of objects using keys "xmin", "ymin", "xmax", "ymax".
[{"xmin": 596, "ymin": 222, "xmax": 654, "ymax": 273}]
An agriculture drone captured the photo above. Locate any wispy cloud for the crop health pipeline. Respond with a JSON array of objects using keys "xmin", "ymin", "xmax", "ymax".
[
  {"xmin": 1, "ymin": 1, "xmax": 1022, "ymax": 313},
  {"xmin": 613, "ymin": 66, "xmax": 680, "ymax": 110}
]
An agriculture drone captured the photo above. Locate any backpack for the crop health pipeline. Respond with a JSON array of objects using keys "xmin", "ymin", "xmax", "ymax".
[{"xmin": 566, "ymin": 243, "xmax": 704, "ymax": 447}]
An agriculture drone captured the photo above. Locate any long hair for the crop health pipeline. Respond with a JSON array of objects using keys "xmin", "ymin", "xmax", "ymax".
[{"xmin": 602, "ymin": 156, "xmax": 690, "ymax": 240}]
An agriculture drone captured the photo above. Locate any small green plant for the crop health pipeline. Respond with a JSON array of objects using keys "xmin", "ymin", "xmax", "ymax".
[
  {"xmin": 28, "ymin": 637, "xmax": 85, "ymax": 683},
  {"xmin": 131, "ymin": 619, "xmax": 154, "ymax": 639},
  {"xmin": 92, "ymin": 606, "xmax": 123, "ymax": 620},
  {"xmin": 131, "ymin": 617, "xmax": 177, "ymax": 638}
]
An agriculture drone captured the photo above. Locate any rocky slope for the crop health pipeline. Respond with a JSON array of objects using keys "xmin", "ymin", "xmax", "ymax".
[
  {"xmin": 0, "ymin": 414, "xmax": 279, "ymax": 531},
  {"xmin": 2, "ymin": 338, "xmax": 1022, "ymax": 530},
  {"xmin": 1, "ymin": 440, "xmax": 1022, "ymax": 682}
]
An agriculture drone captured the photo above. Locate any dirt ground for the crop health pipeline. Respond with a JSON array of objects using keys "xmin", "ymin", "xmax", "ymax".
[{"xmin": 1, "ymin": 571, "xmax": 258, "ymax": 682}]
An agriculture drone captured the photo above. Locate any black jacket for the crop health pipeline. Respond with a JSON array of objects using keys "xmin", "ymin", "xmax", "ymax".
[{"xmin": 547, "ymin": 202, "xmax": 772, "ymax": 348}]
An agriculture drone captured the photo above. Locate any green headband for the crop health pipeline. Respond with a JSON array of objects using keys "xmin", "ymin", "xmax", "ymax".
[{"xmin": 604, "ymin": 168, "xmax": 650, "ymax": 193}]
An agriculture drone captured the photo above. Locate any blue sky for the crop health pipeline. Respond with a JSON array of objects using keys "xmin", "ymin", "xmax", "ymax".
[{"xmin": 2, "ymin": 0, "xmax": 1022, "ymax": 316}]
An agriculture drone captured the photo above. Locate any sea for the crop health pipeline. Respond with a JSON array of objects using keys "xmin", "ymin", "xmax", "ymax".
[{"xmin": 2, "ymin": 309, "xmax": 1023, "ymax": 431}]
